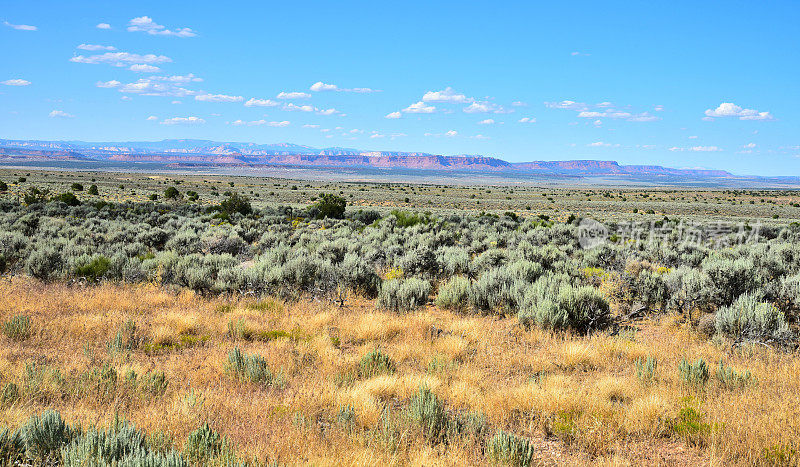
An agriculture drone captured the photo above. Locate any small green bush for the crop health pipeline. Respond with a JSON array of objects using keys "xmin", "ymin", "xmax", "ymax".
[
  {"xmin": 377, "ymin": 278, "xmax": 431, "ymax": 312},
  {"xmin": 185, "ymin": 423, "xmax": 222, "ymax": 463},
  {"xmin": 312, "ymin": 193, "xmax": 346, "ymax": 219},
  {"xmin": 405, "ymin": 386, "xmax": 450, "ymax": 443},
  {"xmin": 74, "ymin": 255, "xmax": 111, "ymax": 281},
  {"xmin": 519, "ymin": 276, "xmax": 611, "ymax": 334},
  {"xmin": 434, "ymin": 276, "xmax": 471, "ymax": 311},
  {"xmin": 715, "ymin": 293, "xmax": 792, "ymax": 344}
]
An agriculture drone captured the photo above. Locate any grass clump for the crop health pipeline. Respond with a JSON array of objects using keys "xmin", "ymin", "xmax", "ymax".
[
  {"xmin": 3, "ymin": 315, "xmax": 31, "ymax": 341},
  {"xmin": 635, "ymin": 356, "xmax": 658, "ymax": 385},
  {"xmin": 679, "ymin": 358, "xmax": 709, "ymax": 389},
  {"xmin": 227, "ymin": 347, "xmax": 283, "ymax": 388},
  {"xmin": 715, "ymin": 361, "xmax": 753, "ymax": 389},
  {"xmin": 358, "ymin": 348, "xmax": 395, "ymax": 378},
  {"xmin": 487, "ymin": 430, "xmax": 536, "ymax": 466},
  {"xmin": 108, "ymin": 320, "xmax": 139, "ymax": 352}
]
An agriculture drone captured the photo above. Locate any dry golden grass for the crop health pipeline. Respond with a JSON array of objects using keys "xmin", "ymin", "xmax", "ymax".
[{"xmin": 0, "ymin": 277, "xmax": 798, "ymax": 465}]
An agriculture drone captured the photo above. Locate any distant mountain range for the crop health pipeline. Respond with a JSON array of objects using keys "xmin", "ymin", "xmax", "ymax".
[{"xmin": 0, "ymin": 138, "xmax": 795, "ymax": 185}]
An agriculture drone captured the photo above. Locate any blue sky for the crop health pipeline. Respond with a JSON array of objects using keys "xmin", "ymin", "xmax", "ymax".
[{"xmin": 1, "ymin": 1, "xmax": 798, "ymax": 175}]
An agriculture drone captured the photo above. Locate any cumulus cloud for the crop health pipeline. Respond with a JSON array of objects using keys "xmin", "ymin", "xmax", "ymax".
[
  {"xmin": 77, "ymin": 44, "xmax": 116, "ymax": 51},
  {"xmin": 743, "ymin": 142, "xmax": 757, "ymax": 149},
  {"xmin": 704, "ymin": 102, "xmax": 774, "ymax": 121},
  {"xmin": 96, "ymin": 23, "xmax": 111, "ymax": 29},
  {"xmin": 127, "ymin": 16, "xmax": 196, "ymax": 37},
  {"xmin": 518, "ymin": 117, "xmax": 536, "ymax": 123},
  {"xmin": 478, "ymin": 119, "xmax": 495, "ymax": 125},
  {"xmin": 385, "ymin": 111, "xmax": 402, "ymax": 119},
  {"xmin": 445, "ymin": 130, "xmax": 458, "ymax": 137},
  {"xmin": 129, "ymin": 64, "xmax": 160, "ymax": 73},
  {"xmin": 422, "ymin": 87, "xmax": 471, "ymax": 103},
  {"xmin": 230, "ymin": 119, "xmax": 289, "ymax": 127},
  {"xmin": 195, "ymin": 93, "xmax": 243, "ymax": 103},
  {"xmin": 3, "ymin": 21, "xmax": 37, "ymax": 31},
  {"xmin": 160, "ymin": 116, "xmax": 205, "ymax": 125},
  {"xmin": 587, "ymin": 141, "xmax": 619, "ymax": 147},
  {"xmin": 49, "ymin": 110, "xmax": 74, "ymax": 118},
  {"xmin": 146, "ymin": 116, "xmax": 158, "ymax": 121},
  {"xmin": 404, "ymin": 101, "xmax": 436, "ymax": 113},
  {"xmin": 244, "ymin": 98, "xmax": 278, "ymax": 107},
  {"xmin": 277, "ymin": 91, "xmax": 311, "ymax": 99},
  {"xmin": 70, "ymin": 51, "xmax": 172, "ymax": 67},
  {"xmin": 2, "ymin": 79, "xmax": 31, "ymax": 86}
]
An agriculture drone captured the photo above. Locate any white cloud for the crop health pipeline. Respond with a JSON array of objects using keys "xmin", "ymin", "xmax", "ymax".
[
  {"xmin": 310, "ymin": 81, "xmax": 338, "ymax": 92},
  {"xmin": 548, "ymin": 100, "xmax": 659, "ymax": 122},
  {"xmin": 445, "ymin": 130, "xmax": 458, "ymax": 137},
  {"xmin": 303, "ymin": 124, "xmax": 320, "ymax": 128},
  {"xmin": 277, "ymin": 91, "xmax": 311, "ymax": 99},
  {"xmin": 195, "ymin": 93, "xmax": 243, "ymax": 103},
  {"xmin": 545, "ymin": 100, "xmax": 587, "ymax": 110},
  {"xmin": 512, "ymin": 101, "xmax": 527, "ymax": 107},
  {"xmin": 571, "ymin": 51, "xmax": 590, "ymax": 56},
  {"xmin": 70, "ymin": 52, "xmax": 172, "ymax": 67},
  {"xmin": 743, "ymin": 142, "xmax": 757, "ymax": 149},
  {"xmin": 129, "ymin": 64, "xmax": 160, "ymax": 73},
  {"xmin": 77, "ymin": 44, "xmax": 116, "ymax": 51},
  {"xmin": 244, "ymin": 97, "xmax": 278, "ymax": 107},
  {"xmin": 116, "ymin": 76, "xmax": 199, "ymax": 97},
  {"xmin": 96, "ymin": 80, "xmax": 121, "ymax": 88},
  {"xmin": 160, "ymin": 116, "xmax": 205, "ymax": 125},
  {"xmin": 463, "ymin": 101, "xmax": 503, "ymax": 113},
  {"xmin": 230, "ymin": 119, "xmax": 289, "ymax": 127},
  {"xmin": 471, "ymin": 134, "xmax": 490, "ymax": 140},
  {"xmin": 404, "ymin": 101, "xmax": 436, "ymax": 113},
  {"xmin": 478, "ymin": 119, "xmax": 495, "ymax": 125},
  {"xmin": 669, "ymin": 146, "xmax": 723, "ymax": 152},
  {"xmin": 518, "ymin": 117, "xmax": 536, "ymax": 123},
  {"xmin": 385, "ymin": 111, "xmax": 402, "ymax": 119},
  {"xmin": 2, "ymin": 79, "xmax": 31, "ymax": 86},
  {"xmin": 49, "ymin": 110, "xmax": 74, "ymax": 118},
  {"xmin": 423, "ymin": 87, "xmax": 471, "ymax": 103},
  {"xmin": 587, "ymin": 141, "xmax": 619, "ymax": 147},
  {"xmin": 283, "ymin": 103, "xmax": 315, "ymax": 112},
  {"xmin": 654, "ymin": 105, "xmax": 664, "ymax": 111},
  {"xmin": 146, "ymin": 116, "xmax": 158, "ymax": 121},
  {"xmin": 127, "ymin": 16, "xmax": 196, "ymax": 37},
  {"xmin": 688, "ymin": 135, "xmax": 698, "ymax": 139},
  {"xmin": 96, "ymin": 23, "xmax": 111, "ymax": 29},
  {"xmin": 3, "ymin": 21, "xmax": 37, "ymax": 31},
  {"xmin": 317, "ymin": 108, "xmax": 339, "ymax": 116},
  {"xmin": 704, "ymin": 102, "xmax": 774, "ymax": 121},
  {"xmin": 309, "ymin": 81, "xmax": 378, "ymax": 93}
]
